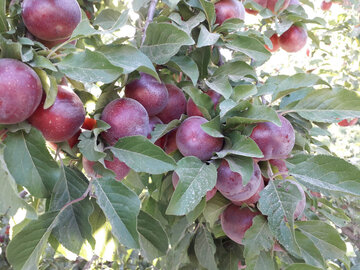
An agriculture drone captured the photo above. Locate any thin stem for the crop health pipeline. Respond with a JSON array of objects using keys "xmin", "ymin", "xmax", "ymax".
[
  {"xmin": 59, "ymin": 180, "xmax": 93, "ymax": 213},
  {"xmin": 141, "ymin": 0, "xmax": 158, "ymax": 46},
  {"xmin": 276, "ymin": 110, "xmax": 296, "ymax": 115},
  {"xmin": 47, "ymin": 39, "xmax": 74, "ymax": 59},
  {"xmin": 83, "ymin": 255, "xmax": 99, "ymax": 270}
]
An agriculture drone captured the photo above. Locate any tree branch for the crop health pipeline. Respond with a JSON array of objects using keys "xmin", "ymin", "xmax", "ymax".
[{"xmin": 141, "ymin": 0, "xmax": 158, "ymax": 46}]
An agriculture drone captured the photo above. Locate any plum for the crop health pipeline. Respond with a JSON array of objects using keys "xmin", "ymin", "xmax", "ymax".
[
  {"xmin": 250, "ymin": 115, "xmax": 295, "ymax": 160},
  {"xmin": 125, "ymin": 73, "xmax": 168, "ymax": 116},
  {"xmin": 267, "ymin": 0, "xmax": 290, "ymax": 13},
  {"xmin": 279, "ymin": 25, "xmax": 308, "ymax": 53},
  {"xmin": 0, "ymin": 58, "xmax": 42, "ymax": 124},
  {"xmin": 245, "ymin": 0, "xmax": 267, "ymax": 15},
  {"xmin": 265, "ymin": 34, "xmax": 280, "ymax": 52},
  {"xmin": 100, "ymin": 98, "xmax": 149, "ymax": 146},
  {"xmin": 186, "ymin": 90, "xmax": 222, "ymax": 117},
  {"xmin": 28, "ymin": 85, "xmax": 85, "ymax": 142},
  {"xmin": 147, "ymin": 116, "xmax": 167, "ymax": 148},
  {"xmin": 176, "ymin": 116, "xmax": 223, "ymax": 161},
  {"xmin": 321, "ymin": 0, "xmax": 332, "ymax": 10},
  {"xmin": 22, "ymin": 0, "xmax": 81, "ymax": 41},
  {"xmin": 233, "ymin": 177, "xmax": 264, "ymax": 205},
  {"xmin": 165, "ymin": 128, "xmax": 178, "ymax": 154},
  {"xmin": 215, "ymin": 0, "xmax": 245, "ymax": 25},
  {"xmin": 83, "ymin": 157, "xmax": 130, "ymax": 181}
]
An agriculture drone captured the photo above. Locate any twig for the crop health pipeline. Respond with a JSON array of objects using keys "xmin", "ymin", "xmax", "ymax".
[
  {"xmin": 46, "ymin": 38, "xmax": 75, "ymax": 59},
  {"xmin": 141, "ymin": 0, "xmax": 158, "ymax": 46},
  {"xmin": 59, "ymin": 180, "xmax": 93, "ymax": 213},
  {"xmin": 83, "ymin": 255, "xmax": 99, "ymax": 270}
]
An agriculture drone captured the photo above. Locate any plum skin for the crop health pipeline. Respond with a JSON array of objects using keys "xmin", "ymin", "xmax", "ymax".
[
  {"xmin": 148, "ymin": 116, "xmax": 167, "ymax": 149},
  {"xmin": 165, "ymin": 128, "xmax": 178, "ymax": 154},
  {"xmin": 221, "ymin": 204, "xmax": 260, "ymax": 244},
  {"xmin": 125, "ymin": 73, "xmax": 168, "ymax": 116},
  {"xmin": 176, "ymin": 116, "xmax": 223, "ymax": 161},
  {"xmin": 267, "ymin": 0, "xmax": 290, "ymax": 13},
  {"xmin": 286, "ymin": 180, "xmax": 306, "ymax": 219},
  {"xmin": 216, "ymin": 160, "xmax": 263, "ymax": 202},
  {"xmin": 0, "ymin": 58, "xmax": 43, "ymax": 124},
  {"xmin": 321, "ymin": 1, "xmax": 332, "ymax": 10},
  {"xmin": 83, "ymin": 157, "xmax": 130, "ymax": 181},
  {"xmin": 172, "ymin": 172, "xmax": 217, "ymax": 201},
  {"xmin": 215, "ymin": 0, "xmax": 245, "ymax": 25},
  {"xmin": 156, "ymin": 84, "xmax": 187, "ymax": 124},
  {"xmin": 250, "ymin": 115, "xmax": 295, "ymax": 160},
  {"xmin": 279, "ymin": 25, "xmax": 308, "ymax": 53},
  {"xmin": 187, "ymin": 90, "xmax": 222, "ymax": 117},
  {"xmin": 245, "ymin": 0, "xmax": 267, "ymax": 15},
  {"xmin": 100, "ymin": 98, "xmax": 149, "ymax": 146},
  {"xmin": 22, "ymin": 0, "xmax": 81, "ymax": 41},
  {"xmin": 338, "ymin": 118, "xmax": 358, "ymax": 127},
  {"xmin": 28, "ymin": 85, "xmax": 85, "ymax": 142},
  {"xmin": 265, "ymin": 34, "xmax": 280, "ymax": 52}
]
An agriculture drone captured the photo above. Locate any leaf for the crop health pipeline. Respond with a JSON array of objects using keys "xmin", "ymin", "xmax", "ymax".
[
  {"xmin": 203, "ymin": 192, "xmax": 229, "ymax": 228},
  {"xmin": 163, "ymin": 0, "xmax": 181, "ymax": 9},
  {"xmin": 168, "ymin": 55, "xmax": 199, "ymax": 86},
  {"xmin": 169, "ymin": 12, "xmax": 205, "ymax": 34},
  {"xmin": 232, "ymin": 84, "xmax": 257, "ymax": 102},
  {"xmin": 0, "ymin": 35, "xmax": 22, "ymax": 60},
  {"xmin": 6, "ymin": 211, "xmax": 60, "ymax": 270},
  {"xmin": 194, "ymin": 226, "xmax": 218, "ymax": 270},
  {"xmin": 34, "ymin": 69, "xmax": 58, "ymax": 109},
  {"xmin": 245, "ymin": 250, "xmax": 277, "ymax": 270},
  {"xmin": 93, "ymin": 9, "xmax": 129, "ymax": 31},
  {"xmin": 295, "ymin": 230, "xmax": 325, "ymax": 268},
  {"xmin": 166, "ymin": 157, "xmax": 217, "ymax": 215},
  {"xmin": 243, "ymin": 215, "xmax": 274, "ymax": 265},
  {"xmin": 150, "ymin": 118, "xmax": 181, "ymax": 143},
  {"xmin": 288, "ymin": 89, "xmax": 360, "ymax": 123},
  {"xmin": 288, "ymin": 155, "xmax": 360, "ymax": 197},
  {"xmin": 182, "ymin": 86, "xmax": 213, "ymax": 119},
  {"xmin": 205, "ymin": 76, "xmax": 233, "ymax": 99},
  {"xmin": 190, "ymin": 46, "xmax": 211, "ymax": 79},
  {"xmin": 213, "ymin": 61, "xmax": 257, "ymax": 82},
  {"xmin": 111, "ymin": 136, "xmax": 176, "ymax": 174},
  {"xmin": 0, "ymin": 0, "xmax": 8, "ymax": 33},
  {"xmin": 225, "ymin": 156, "xmax": 254, "ymax": 187},
  {"xmin": 201, "ymin": 116, "xmax": 224, "ymax": 138},
  {"xmin": 57, "ymin": 49, "xmax": 123, "ymax": 83},
  {"xmin": 93, "ymin": 177, "xmax": 141, "ymax": 248},
  {"xmin": 258, "ymin": 180, "xmax": 302, "ymax": 256},
  {"xmin": 285, "ymin": 264, "xmax": 322, "ymax": 270},
  {"xmin": 216, "ymin": 132, "xmax": 264, "ymax": 159},
  {"xmin": 98, "ymin": 44, "xmax": 158, "ymax": 79},
  {"xmin": 197, "ymin": 25, "xmax": 220, "ymax": 48},
  {"xmin": 0, "ymin": 144, "xmax": 36, "ymax": 218},
  {"xmin": 30, "ymin": 55, "xmax": 57, "ymax": 71},
  {"xmin": 225, "ymin": 35, "xmax": 271, "ymax": 65},
  {"xmin": 141, "ymin": 23, "xmax": 194, "ymax": 65},
  {"xmin": 199, "ymin": 0, "xmax": 216, "ymax": 27},
  {"xmin": 49, "ymin": 166, "xmax": 95, "ymax": 254},
  {"xmin": 296, "ymin": 221, "xmax": 348, "ymax": 267},
  {"xmin": 4, "ymin": 128, "xmax": 61, "ymax": 198},
  {"xmin": 138, "ymin": 210, "xmax": 169, "ymax": 260}
]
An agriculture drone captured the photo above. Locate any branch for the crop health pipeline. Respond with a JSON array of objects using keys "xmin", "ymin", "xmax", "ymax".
[
  {"xmin": 141, "ymin": 0, "xmax": 158, "ymax": 46},
  {"xmin": 59, "ymin": 181, "xmax": 93, "ymax": 213}
]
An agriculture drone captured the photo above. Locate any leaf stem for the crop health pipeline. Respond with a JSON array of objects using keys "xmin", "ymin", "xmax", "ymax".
[
  {"xmin": 141, "ymin": 0, "xmax": 158, "ymax": 46},
  {"xmin": 59, "ymin": 180, "xmax": 93, "ymax": 213},
  {"xmin": 46, "ymin": 38, "xmax": 75, "ymax": 59}
]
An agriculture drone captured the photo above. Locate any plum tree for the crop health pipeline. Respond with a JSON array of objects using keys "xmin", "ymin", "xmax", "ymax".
[
  {"xmin": 83, "ymin": 157, "xmax": 130, "ymax": 181},
  {"xmin": 321, "ymin": 1, "xmax": 332, "ymax": 10},
  {"xmin": 100, "ymin": 98, "xmax": 149, "ymax": 145},
  {"xmin": 148, "ymin": 116, "xmax": 167, "ymax": 148},
  {"xmin": 338, "ymin": 118, "xmax": 358, "ymax": 126},
  {"xmin": 267, "ymin": 0, "xmax": 290, "ymax": 13},
  {"xmin": 28, "ymin": 85, "xmax": 85, "ymax": 142},
  {"xmin": 250, "ymin": 115, "xmax": 295, "ymax": 160},
  {"xmin": 0, "ymin": 59, "xmax": 42, "ymax": 124},
  {"xmin": 265, "ymin": 34, "xmax": 280, "ymax": 52},
  {"xmin": 172, "ymin": 172, "xmax": 217, "ymax": 201},
  {"xmin": 187, "ymin": 90, "xmax": 221, "ymax": 117},
  {"xmin": 125, "ymin": 73, "xmax": 168, "ymax": 116},
  {"xmin": 216, "ymin": 160, "xmax": 263, "ymax": 203},
  {"xmin": 176, "ymin": 116, "xmax": 223, "ymax": 161},
  {"xmin": 156, "ymin": 84, "xmax": 186, "ymax": 124},
  {"xmin": 279, "ymin": 25, "xmax": 308, "ymax": 52},
  {"xmin": 215, "ymin": 0, "xmax": 245, "ymax": 25},
  {"xmin": 22, "ymin": 0, "xmax": 81, "ymax": 41},
  {"xmin": 221, "ymin": 205, "xmax": 260, "ymax": 244}
]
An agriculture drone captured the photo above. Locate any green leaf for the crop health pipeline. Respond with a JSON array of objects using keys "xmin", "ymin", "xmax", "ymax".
[
  {"xmin": 232, "ymin": 84, "xmax": 257, "ymax": 102},
  {"xmin": 225, "ymin": 156, "xmax": 254, "ymax": 187},
  {"xmin": 182, "ymin": 86, "xmax": 213, "ymax": 119},
  {"xmin": 295, "ymin": 230, "xmax": 325, "ymax": 268},
  {"xmin": 141, "ymin": 23, "xmax": 195, "ymax": 64},
  {"xmin": 205, "ymin": 76, "xmax": 233, "ymax": 99},
  {"xmin": 93, "ymin": 9, "xmax": 129, "ymax": 31},
  {"xmin": 30, "ymin": 55, "xmax": 57, "ymax": 71},
  {"xmin": 0, "ymin": 144, "xmax": 36, "ymax": 218},
  {"xmin": 111, "ymin": 136, "xmax": 176, "ymax": 174},
  {"xmin": 226, "ymin": 105, "xmax": 281, "ymax": 127},
  {"xmin": 258, "ymin": 180, "xmax": 302, "ymax": 256},
  {"xmin": 169, "ymin": 12, "xmax": 205, "ymax": 34},
  {"xmin": 190, "ymin": 46, "xmax": 211, "ymax": 79},
  {"xmin": 93, "ymin": 177, "xmax": 141, "ymax": 248},
  {"xmin": 138, "ymin": 210, "xmax": 169, "ymax": 260},
  {"xmin": 4, "ymin": 128, "xmax": 61, "ymax": 198},
  {"xmin": 194, "ymin": 226, "xmax": 218, "ymax": 270},
  {"xmin": 213, "ymin": 61, "xmax": 257, "ymax": 82},
  {"xmin": 49, "ymin": 166, "xmax": 95, "ymax": 254},
  {"xmin": 199, "ymin": 0, "xmax": 216, "ymax": 27},
  {"xmin": 288, "ymin": 155, "xmax": 360, "ymax": 197},
  {"xmin": 288, "ymin": 89, "xmax": 360, "ymax": 123},
  {"xmin": 150, "ymin": 118, "xmax": 181, "ymax": 143},
  {"xmin": 166, "ymin": 157, "xmax": 217, "ymax": 215},
  {"xmin": 168, "ymin": 55, "xmax": 199, "ymax": 86},
  {"xmin": 71, "ymin": 15, "xmax": 98, "ymax": 38},
  {"xmin": 216, "ymin": 132, "xmax": 263, "ymax": 159},
  {"xmin": 98, "ymin": 44, "xmax": 158, "ymax": 80},
  {"xmin": 6, "ymin": 211, "xmax": 60, "ymax": 270},
  {"xmin": 296, "ymin": 221, "xmax": 348, "ymax": 268},
  {"xmin": 0, "ymin": 0, "xmax": 8, "ymax": 33},
  {"xmin": 163, "ymin": 0, "xmax": 181, "ymax": 9},
  {"xmin": 78, "ymin": 131, "xmax": 106, "ymax": 161},
  {"xmin": 57, "ymin": 49, "xmax": 123, "ymax": 83},
  {"xmin": 243, "ymin": 216, "xmax": 274, "ymax": 266},
  {"xmin": 0, "ymin": 36, "xmax": 22, "ymax": 60},
  {"xmin": 226, "ymin": 35, "xmax": 271, "ymax": 65},
  {"xmin": 203, "ymin": 192, "xmax": 229, "ymax": 228},
  {"xmin": 34, "ymin": 69, "xmax": 58, "ymax": 109},
  {"xmin": 215, "ymin": 18, "xmax": 244, "ymax": 33},
  {"xmin": 285, "ymin": 264, "xmax": 322, "ymax": 270},
  {"xmin": 245, "ymin": 251, "xmax": 277, "ymax": 270},
  {"xmin": 201, "ymin": 116, "xmax": 224, "ymax": 138},
  {"xmin": 197, "ymin": 25, "xmax": 220, "ymax": 48}
]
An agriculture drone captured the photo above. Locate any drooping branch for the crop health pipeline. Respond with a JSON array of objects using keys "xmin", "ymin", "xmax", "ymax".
[{"xmin": 141, "ymin": 0, "xmax": 158, "ymax": 46}]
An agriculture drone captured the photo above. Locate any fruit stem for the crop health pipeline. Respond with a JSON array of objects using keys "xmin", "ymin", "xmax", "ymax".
[
  {"xmin": 141, "ymin": 0, "xmax": 159, "ymax": 46},
  {"xmin": 47, "ymin": 38, "xmax": 75, "ymax": 59}
]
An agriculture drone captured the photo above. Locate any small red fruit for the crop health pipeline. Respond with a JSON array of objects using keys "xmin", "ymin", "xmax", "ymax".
[
  {"xmin": 338, "ymin": 118, "xmax": 358, "ymax": 127},
  {"xmin": 215, "ymin": 0, "xmax": 245, "ymax": 25},
  {"xmin": 265, "ymin": 34, "xmax": 280, "ymax": 52},
  {"xmin": 147, "ymin": 116, "xmax": 167, "ymax": 148},
  {"xmin": 187, "ymin": 90, "xmax": 222, "ymax": 117},
  {"xmin": 82, "ymin": 117, "xmax": 97, "ymax": 130},
  {"xmin": 279, "ymin": 25, "xmax": 308, "ymax": 53},
  {"xmin": 321, "ymin": 1, "xmax": 332, "ymax": 10}
]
